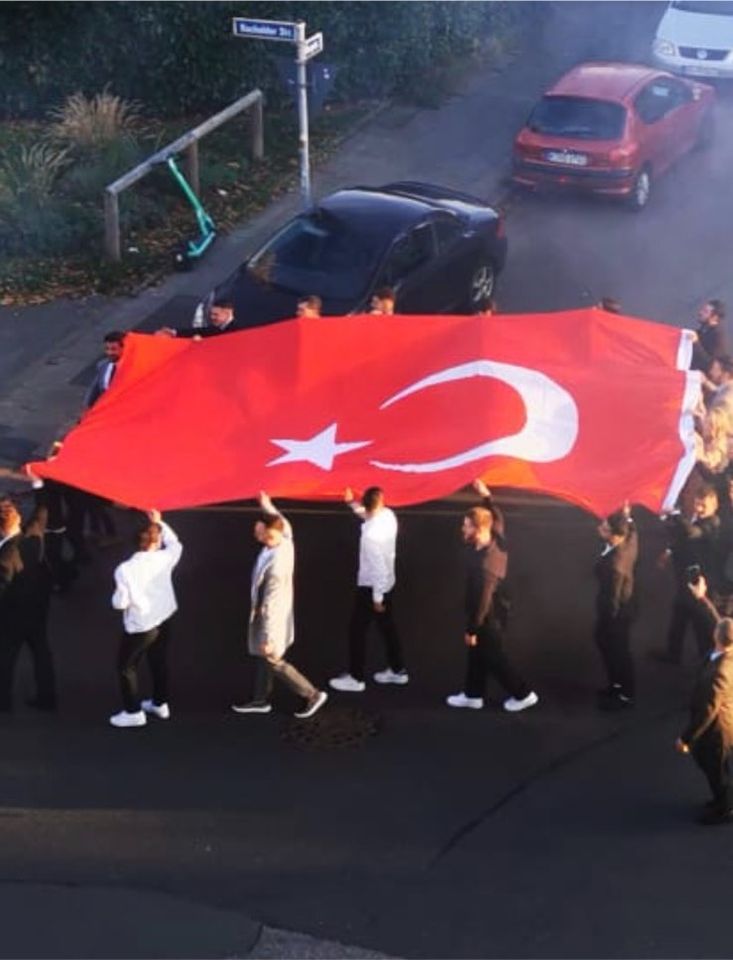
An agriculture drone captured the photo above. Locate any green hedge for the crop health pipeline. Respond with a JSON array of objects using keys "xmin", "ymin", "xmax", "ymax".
[{"xmin": 0, "ymin": 1, "xmax": 536, "ymax": 119}]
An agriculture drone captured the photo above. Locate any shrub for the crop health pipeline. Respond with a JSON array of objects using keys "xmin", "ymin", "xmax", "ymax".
[
  {"xmin": 59, "ymin": 136, "xmax": 149, "ymax": 200},
  {"xmin": 0, "ymin": 141, "xmax": 97, "ymax": 256},
  {"xmin": 0, "ymin": 141, "xmax": 69, "ymax": 206},
  {"xmin": 48, "ymin": 89, "xmax": 152, "ymax": 151}
]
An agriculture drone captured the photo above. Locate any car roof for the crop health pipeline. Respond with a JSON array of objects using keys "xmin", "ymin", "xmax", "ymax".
[
  {"xmin": 546, "ymin": 62, "xmax": 667, "ymax": 104},
  {"xmin": 315, "ymin": 188, "xmax": 435, "ymax": 239}
]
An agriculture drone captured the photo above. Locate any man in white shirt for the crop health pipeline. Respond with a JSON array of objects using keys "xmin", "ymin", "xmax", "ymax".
[
  {"xmin": 109, "ymin": 510, "xmax": 182, "ymax": 728},
  {"xmin": 330, "ymin": 486, "xmax": 408, "ymax": 693}
]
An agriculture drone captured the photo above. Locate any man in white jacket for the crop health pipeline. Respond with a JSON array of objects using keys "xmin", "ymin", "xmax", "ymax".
[
  {"xmin": 330, "ymin": 487, "xmax": 408, "ymax": 693},
  {"xmin": 109, "ymin": 510, "xmax": 182, "ymax": 728}
]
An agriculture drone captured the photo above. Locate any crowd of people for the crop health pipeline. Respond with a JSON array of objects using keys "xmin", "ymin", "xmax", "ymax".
[{"xmin": 1, "ymin": 294, "xmax": 733, "ymax": 826}]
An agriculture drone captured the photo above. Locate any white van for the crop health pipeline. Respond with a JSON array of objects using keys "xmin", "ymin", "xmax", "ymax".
[{"xmin": 653, "ymin": 1, "xmax": 733, "ymax": 79}]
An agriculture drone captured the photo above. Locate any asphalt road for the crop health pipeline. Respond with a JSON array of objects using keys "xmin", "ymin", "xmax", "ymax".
[
  {"xmin": 0, "ymin": 497, "xmax": 720, "ymax": 959},
  {"xmin": 3, "ymin": 2, "xmax": 733, "ymax": 958}
]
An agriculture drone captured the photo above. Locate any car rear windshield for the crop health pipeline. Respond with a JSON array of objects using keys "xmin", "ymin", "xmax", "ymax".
[
  {"xmin": 528, "ymin": 96, "xmax": 627, "ymax": 140},
  {"xmin": 247, "ymin": 211, "xmax": 381, "ymax": 300},
  {"xmin": 672, "ymin": 1, "xmax": 733, "ymax": 14}
]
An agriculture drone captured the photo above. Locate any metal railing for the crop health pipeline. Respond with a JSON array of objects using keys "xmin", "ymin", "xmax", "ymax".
[{"xmin": 104, "ymin": 88, "xmax": 264, "ymax": 261}]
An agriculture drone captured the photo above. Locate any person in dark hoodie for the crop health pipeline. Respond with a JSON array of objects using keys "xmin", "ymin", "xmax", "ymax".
[{"xmin": 446, "ymin": 478, "xmax": 538, "ymax": 714}]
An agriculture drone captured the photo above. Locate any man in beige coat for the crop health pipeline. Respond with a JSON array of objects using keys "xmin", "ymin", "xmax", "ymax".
[{"xmin": 232, "ymin": 492, "xmax": 327, "ymax": 719}]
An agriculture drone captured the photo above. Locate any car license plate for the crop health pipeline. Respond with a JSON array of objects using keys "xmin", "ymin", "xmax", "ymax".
[
  {"xmin": 684, "ymin": 65, "xmax": 719, "ymax": 77},
  {"xmin": 545, "ymin": 150, "xmax": 588, "ymax": 166}
]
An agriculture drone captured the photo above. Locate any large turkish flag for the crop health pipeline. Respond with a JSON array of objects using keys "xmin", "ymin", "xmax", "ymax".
[{"xmin": 29, "ymin": 310, "xmax": 700, "ymax": 516}]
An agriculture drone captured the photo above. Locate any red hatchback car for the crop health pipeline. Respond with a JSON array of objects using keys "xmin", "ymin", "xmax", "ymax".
[{"xmin": 512, "ymin": 62, "xmax": 715, "ymax": 210}]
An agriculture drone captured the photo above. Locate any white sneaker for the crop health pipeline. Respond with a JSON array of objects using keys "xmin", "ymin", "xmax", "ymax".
[
  {"xmin": 374, "ymin": 668, "xmax": 409, "ymax": 685},
  {"xmin": 294, "ymin": 690, "xmax": 328, "ymax": 719},
  {"xmin": 446, "ymin": 693, "xmax": 484, "ymax": 710},
  {"xmin": 109, "ymin": 710, "xmax": 146, "ymax": 728},
  {"xmin": 329, "ymin": 674, "xmax": 366, "ymax": 693},
  {"xmin": 503, "ymin": 691, "xmax": 539, "ymax": 713},
  {"xmin": 141, "ymin": 699, "xmax": 170, "ymax": 720},
  {"xmin": 231, "ymin": 702, "xmax": 272, "ymax": 714}
]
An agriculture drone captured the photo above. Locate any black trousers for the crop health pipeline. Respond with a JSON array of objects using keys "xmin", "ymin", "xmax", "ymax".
[
  {"xmin": 666, "ymin": 585, "xmax": 713, "ymax": 662},
  {"xmin": 348, "ymin": 587, "xmax": 404, "ymax": 682},
  {"xmin": 64, "ymin": 491, "xmax": 116, "ymax": 560},
  {"xmin": 0, "ymin": 608, "xmax": 56, "ymax": 711},
  {"xmin": 595, "ymin": 614, "xmax": 634, "ymax": 698},
  {"xmin": 87, "ymin": 495, "xmax": 117, "ymax": 537},
  {"xmin": 44, "ymin": 530, "xmax": 78, "ymax": 592},
  {"xmin": 63, "ymin": 490, "xmax": 93, "ymax": 564},
  {"xmin": 692, "ymin": 730, "xmax": 732, "ymax": 812},
  {"xmin": 117, "ymin": 621, "xmax": 170, "ymax": 713},
  {"xmin": 464, "ymin": 617, "xmax": 530, "ymax": 700}
]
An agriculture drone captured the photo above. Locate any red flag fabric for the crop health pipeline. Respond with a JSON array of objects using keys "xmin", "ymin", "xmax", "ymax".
[{"xmin": 29, "ymin": 311, "xmax": 700, "ymax": 516}]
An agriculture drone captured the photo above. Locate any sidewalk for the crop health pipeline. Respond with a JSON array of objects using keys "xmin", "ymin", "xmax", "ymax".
[{"xmin": 0, "ymin": 882, "xmax": 389, "ymax": 959}]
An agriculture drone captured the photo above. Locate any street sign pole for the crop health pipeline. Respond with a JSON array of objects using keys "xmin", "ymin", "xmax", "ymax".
[
  {"xmin": 232, "ymin": 15, "xmax": 323, "ymax": 211},
  {"xmin": 294, "ymin": 21, "xmax": 311, "ymax": 208}
]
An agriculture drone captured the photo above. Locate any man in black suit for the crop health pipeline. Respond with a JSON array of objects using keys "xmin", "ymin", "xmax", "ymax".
[
  {"xmin": 692, "ymin": 299, "xmax": 728, "ymax": 372},
  {"xmin": 82, "ymin": 333, "xmax": 126, "ymax": 546},
  {"xmin": 654, "ymin": 485, "xmax": 721, "ymax": 664},
  {"xmin": 84, "ymin": 330, "xmax": 125, "ymax": 409},
  {"xmin": 0, "ymin": 465, "xmax": 79, "ymax": 592},
  {"xmin": 156, "ymin": 299, "xmax": 238, "ymax": 339},
  {"xmin": 676, "ymin": 575, "xmax": 733, "ymax": 825},
  {"xmin": 0, "ymin": 494, "xmax": 56, "ymax": 712},
  {"xmin": 594, "ymin": 506, "xmax": 638, "ymax": 710}
]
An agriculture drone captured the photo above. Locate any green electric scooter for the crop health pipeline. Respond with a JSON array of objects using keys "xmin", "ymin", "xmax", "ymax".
[{"xmin": 164, "ymin": 154, "xmax": 216, "ymax": 271}]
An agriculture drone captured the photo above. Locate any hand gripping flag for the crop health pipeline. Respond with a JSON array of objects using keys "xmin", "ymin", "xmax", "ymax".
[{"xmin": 29, "ymin": 309, "xmax": 700, "ymax": 516}]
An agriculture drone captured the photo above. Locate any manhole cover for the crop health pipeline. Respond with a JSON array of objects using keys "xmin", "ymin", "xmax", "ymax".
[{"xmin": 281, "ymin": 705, "xmax": 381, "ymax": 750}]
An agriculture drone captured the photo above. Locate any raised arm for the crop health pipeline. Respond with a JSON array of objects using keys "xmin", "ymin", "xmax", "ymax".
[
  {"xmin": 472, "ymin": 478, "xmax": 505, "ymax": 543},
  {"xmin": 258, "ymin": 491, "xmax": 292, "ymax": 539},
  {"xmin": 344, "ymin": 486, "xmax": 366, "ymax": 520},
  {"xmin": 148, "ymin": 509, "xmax": 184, "ymax": 567}
]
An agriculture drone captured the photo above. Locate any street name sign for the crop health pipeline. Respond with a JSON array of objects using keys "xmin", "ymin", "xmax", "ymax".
[
  {"xmin": 304, "ymin": 32, "xmax": 324, "ymax": 61},
  {"xmin": 232, "ymin": 18, "xmax": 297, "ymax": 42}
]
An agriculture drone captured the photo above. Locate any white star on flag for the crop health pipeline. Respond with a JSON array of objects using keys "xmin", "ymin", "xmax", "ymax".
[{"xmin": 268, "ymin": 422, "xmax": 372, "ymax": 471}]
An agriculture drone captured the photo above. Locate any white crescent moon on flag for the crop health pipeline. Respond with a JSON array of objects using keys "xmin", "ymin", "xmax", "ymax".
[{"xmin": 370, "ymin": 359, "xmax": 579, "ymax": 473}]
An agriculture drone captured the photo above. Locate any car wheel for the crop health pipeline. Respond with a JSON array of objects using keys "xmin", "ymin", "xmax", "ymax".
[
  {"xmin": 468, "ymin": 260, "xmax": 496, "ymax": 309},
  {"xmin": 695, "ymin": 112, "xmax": 714, "ymax": 151},
  {"xmin": 627, "ymin": 167, "xmax": 651, "ymax": 212}
]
